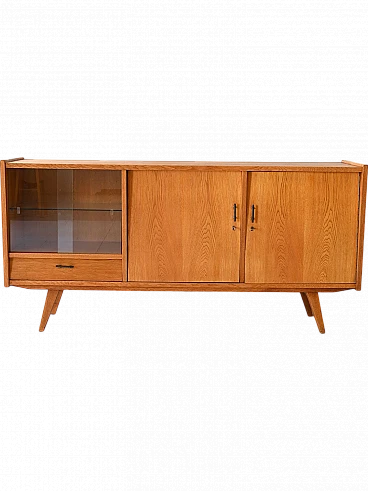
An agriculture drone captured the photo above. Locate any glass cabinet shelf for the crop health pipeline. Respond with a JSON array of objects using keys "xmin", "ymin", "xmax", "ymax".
[{"xmin": 8, "ymin": 169, "xmax": 122, "ymax": 254}]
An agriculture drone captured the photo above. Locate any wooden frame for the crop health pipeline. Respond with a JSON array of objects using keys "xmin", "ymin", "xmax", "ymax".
[
  {"xmin": 6, "ymin": 159, "xmax": 362, "ymax": 172},
  {"xmin": 0, "ymin": 160, "xmax": 9, "ymax": 287},
  {"xmin": 1, "ymin": 158, "xmax": 366, "ymax": 333},
  {"xmin": 239, "ymin": 172, "xmax": 248, "ymax": 282},
  {"xmin": 122, "ymin": 170, "xmax": 128, "ymax": 281},
  {"xmin": 0, "ymin": 157, "xmax": 24, "ymax": 228},
  {"xmin": 357, "ymin": 166, "xmax": 368, "ymax": 289}
]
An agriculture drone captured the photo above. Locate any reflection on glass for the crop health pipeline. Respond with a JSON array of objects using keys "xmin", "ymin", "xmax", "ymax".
[{"xmin": 8, "ymin": 169, "xmax": 122, "ymax": 254}]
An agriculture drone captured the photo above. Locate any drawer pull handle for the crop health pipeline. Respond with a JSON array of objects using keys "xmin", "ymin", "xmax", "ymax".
[{"xmin": 56, "ymin": 264, "xmax": 74, "ymax": 269}]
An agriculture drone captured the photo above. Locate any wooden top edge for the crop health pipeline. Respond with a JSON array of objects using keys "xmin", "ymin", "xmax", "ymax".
[
  {"xmin": 341, "ymin": 159, "xmax": 365, "ymax": 167},
  {"xmin": 4, "ymin": 159, "xmax": 362, "ymax": 171},
  {"xmin": 3, "ymin": 157, "xmax": 24, "ymax": 163}
]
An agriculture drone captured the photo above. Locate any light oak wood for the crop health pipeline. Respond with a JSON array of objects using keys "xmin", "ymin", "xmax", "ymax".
[
  {"xmin": 239, "ymin": 172, "xmax": 248, "ymax": 282},
  {"xmin": 128, "ymin": 171, "xmax": 242, "ymax": 282},
  {"xmin": 51, "ymin": 291, "xmax": 64, "ymax": 315},
  {"xmin": 305, "ymin": 292, "xmax": 325, "ymax": 334},
  {"xmin": 245, "ymin": 172, "xmax": 359, "ymax": 283},
  {"xmin": 0, "ymin": 161, "xmax": 9, "ymax": 286},
  {"xmin": 10, "ymin": 258, "xmax": 122, "ymax": 281},
  {"xmin": 0, "ymin": 157, "xmax": 24, "ymax": 228},
  {"xmin": 39, "ymin": 290, "xmax": 59, "ymax": 332},
  {"xmin": 356, "ymin": 165, "xmax": 367, "ymax": 290},
  {"xmin": 122, "ymin": 171, "xmax": 127, "ymax": 281},
  {"xmin": 1, "ymin": 159, "xmax": 366, "ymax": 333},
  {"xmin": 300, "ymin": 292, "xmax": 313, "ymax": 317},
  {"xmin": 6, "ymin": 160, "xmax": 360, "ymax": 172},
  {"xmin": 9, "ymin": 280, "xmax": 354, "ymax": 292},
  {"xmin": 341, "ymin": 159, "xmax": 364, "ymax": 167}
]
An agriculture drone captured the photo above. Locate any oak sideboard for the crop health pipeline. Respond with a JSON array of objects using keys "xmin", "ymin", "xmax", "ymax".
[{"xmin": 1, "ymin": 158, "xmax": 366, "ymax": 333}]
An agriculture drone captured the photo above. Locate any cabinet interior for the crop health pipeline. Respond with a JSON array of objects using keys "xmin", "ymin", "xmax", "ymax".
[{"xmin": 7, "ymin": 169, "xmax": 122, "ymax": 254}]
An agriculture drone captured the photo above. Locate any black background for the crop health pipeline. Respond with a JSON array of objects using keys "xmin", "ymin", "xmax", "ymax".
[{"xmin": 0, "ymin": 151, "xmax": 368, "ymax": 338}]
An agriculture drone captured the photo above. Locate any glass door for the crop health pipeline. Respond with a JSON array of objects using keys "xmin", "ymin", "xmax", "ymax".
[{"xmin": 8, "ymin": 169, "xmax": 122, "ymax": 254}]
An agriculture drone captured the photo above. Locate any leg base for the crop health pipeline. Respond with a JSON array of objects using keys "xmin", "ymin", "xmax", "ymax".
[
  {"xmin": 304, "ymin": 292, "xmax": 325, "ymax": 334},
  {"xmin": 39, "ymin": 290, "xmax": 62, "ymax": 332}
]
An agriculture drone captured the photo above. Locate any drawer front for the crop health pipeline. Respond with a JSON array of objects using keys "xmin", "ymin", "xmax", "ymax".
[{"xmin": 9, "ymin": 258, "xmax": 122, "ymax": 281}]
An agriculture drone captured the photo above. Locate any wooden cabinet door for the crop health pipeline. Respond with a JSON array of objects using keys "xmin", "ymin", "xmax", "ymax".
[
  {"xmin": 244, "ymin": 172, "xmax": 359, "ymax": 284},
  {"xmin": 128, "ymin": 171, "xmax": 242, "ymax": 282}
]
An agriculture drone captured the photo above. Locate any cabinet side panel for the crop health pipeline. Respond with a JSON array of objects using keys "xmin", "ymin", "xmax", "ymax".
[
  {"xmin": 356, "ymin": 166, "xmax": 367, "ymax": 289},
  {"xmin": 0, "ymin": 161, "xmax": 9, "ymax": 286}
]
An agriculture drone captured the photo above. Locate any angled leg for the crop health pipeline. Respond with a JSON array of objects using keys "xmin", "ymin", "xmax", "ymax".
[
  {"xmin": 300, "ymin": 292, "xmax": 313, "ymax": 317},
  {"xmin": 51, "ymin": 291, "xmax": 63, "ymax": 315},
  {"xmin": 39, "ymin": 290, "xmax": 59, "ymax": 332},
  {"xmin": 305, "ymin": 292, "xmax": 325, "ymax": 334}
]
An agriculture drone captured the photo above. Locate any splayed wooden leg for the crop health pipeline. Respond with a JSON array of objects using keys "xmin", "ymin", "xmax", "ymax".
[
  {"xmin": 38, "ymin": 290, "xmax": 63, "ymax": 333},
  {"xmin": 302, "ymin": 293, "xmax": 326, "ymax": 334},
  {"xmin": 300, "ymin": 293, "xmax": 313, "ymax": 318},
  {"xmin": 51, "ymin": 291, "xmax": 64, "ymax": 315}
]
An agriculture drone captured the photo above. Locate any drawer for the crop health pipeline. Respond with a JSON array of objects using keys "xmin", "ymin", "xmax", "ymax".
[{"xmin": 9, "ymin": 257, "xmax": 122, "ymax": 281}]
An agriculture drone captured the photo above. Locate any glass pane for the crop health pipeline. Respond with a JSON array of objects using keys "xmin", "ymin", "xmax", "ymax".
[
  {"xmin": 8, "ymin": 169, "xmax": 122, "ymax": 254},
  {"xmin": 72, "ymin": 210, "xmax": 122, "ymax": 254},
  {"xmin": 9, "ymin": 208, "xmax": 58, "ymax": 252}
]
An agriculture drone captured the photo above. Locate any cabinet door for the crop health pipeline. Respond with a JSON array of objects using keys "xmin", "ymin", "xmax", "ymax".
[
  {"xmin": 128, "ymin": 171, "xmax": 242, "ymax": 282},
  {"xmin": 244, "ymin": 172, "xmax": 359, "ymax": 283},
  {"xmin": 7, "ymin": 169, "xmax": 122, "ymax": 254}
]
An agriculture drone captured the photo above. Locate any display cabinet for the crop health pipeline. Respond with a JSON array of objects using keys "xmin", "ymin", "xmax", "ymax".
[{"xmin": 1, "ymin": 158, "xmax": 366, "ymax": 333}]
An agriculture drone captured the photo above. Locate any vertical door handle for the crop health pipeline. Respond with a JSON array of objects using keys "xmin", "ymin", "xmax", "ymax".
[
  {"xmin": 251, "ymin": 204, "xmax": 255, "ymax": 223},
  {"xmin": 233, "ymin": 203, "xmax": 237, "ymax": 222}
]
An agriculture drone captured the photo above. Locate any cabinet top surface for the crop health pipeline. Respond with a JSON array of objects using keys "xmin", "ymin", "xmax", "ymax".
[{"xmin": 2, "ymin": 159, "xmax": 364, "ymax": 172}]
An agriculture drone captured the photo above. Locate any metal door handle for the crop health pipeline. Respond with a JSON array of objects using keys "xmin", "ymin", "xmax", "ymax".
[
  {"xmin": 233, "ymin": 204, "xmax": 237, "ymax": 222},
  {"xmin": 251, "ymin": 204, "xmax": 255, "ymax": 223},
  {"xmin": 55, "ymin": 265, "xmax": 74, "ymax": 269}
]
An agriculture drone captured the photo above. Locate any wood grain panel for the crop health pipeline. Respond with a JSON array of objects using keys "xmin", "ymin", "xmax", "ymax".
[
  {"xmin": 128, "ymin": 171, "xmax": 242, "ymax": 282},
  {"xmin": 0, "ymin": 160, "xmax": 9, "ymax": 286},
  {"xmin": 245, "ymin": 172, "xmax": 360, "ymax": 283},
  {"xmin": 10, "ymin": 257, "xmax": 122, "ymax": 281}
]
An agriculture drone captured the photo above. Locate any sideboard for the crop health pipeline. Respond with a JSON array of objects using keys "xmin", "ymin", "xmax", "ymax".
[{"xmin": 1, "ymin": 158, "xmax": 366, "ymax": 333}]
